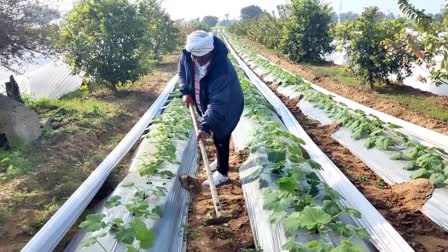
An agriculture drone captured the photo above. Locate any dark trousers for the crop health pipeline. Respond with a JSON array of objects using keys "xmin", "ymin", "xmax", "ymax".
[{"xmin": 213, "ymin": 132, "xmax": 232, "ymax": 176}]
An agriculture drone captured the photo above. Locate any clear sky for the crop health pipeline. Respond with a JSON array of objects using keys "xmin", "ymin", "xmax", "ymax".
[{"xmin": 53, "ymin": 0, "xmax": 445, "ymax": 20}]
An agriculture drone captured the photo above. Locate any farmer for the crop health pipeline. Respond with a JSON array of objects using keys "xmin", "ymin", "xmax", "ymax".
[{"xmin": 178, "ymin": 30, "xmax": 244, "ymax": 186}]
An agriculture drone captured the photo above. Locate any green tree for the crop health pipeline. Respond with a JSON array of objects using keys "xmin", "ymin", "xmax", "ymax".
[
  {"xmin": 280, "ymin": 0, "xmax": 334, "ymax": 63},
  {"xmin": 241, "ymin": 5, "xmax": 263, "ymax": 20},
  {"xmin": 138, "ymin": 0, "xmax": 178, "ymax": 61},
  {"xmin": 397, "ymin": 0, "xmax": 448, "ymax": 85},
  {"xmin": 335, "ymin": 7, "xmax": 414, "ymax": 88},
  {"xmin": 0, "ymin": 0, "xmax": 59, "ymax": 71},
  {"xmin": 202, "ymin": 16, "xmax": 219, "ymax": 27},
  {"xmin": 58, "ymin": 0, "xmax": 177, "ymax": 91}
]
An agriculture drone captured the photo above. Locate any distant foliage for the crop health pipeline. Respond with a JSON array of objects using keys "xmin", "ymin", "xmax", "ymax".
[
  {"xmin": 338, "ymin": 12, "xmax": 359, "ymax": 22},
  {"xmin": 228, "ymin": 12, "xmax": 284, "ymax": 50},
  {"xmin": 280, "ymin": 0, "xmax": 334, "ymax": 63},
  {"xmin": 202, "ymin": 16, "xmax": 219, "ymax": 27},
  {"xmin": 229, "ymin": 0, "xmax": 334, "ymax": 64},
  {"xmin": 240, "ymin": 5, "xmax": 263, "ymax": 20},
  {"xmin": 397, "ymin": 0, "xmax": 448, "ymax": 85},
  {"xmin": 176, "ymin": 21, "xmax": 211, "ymax": 47},
  {"xmin": 58, "ymin": 0, "xmax": 177, "ymax": 91},
  {"xmin": 0, "ymin": 0, "xmax": 60, "ymax": 71},
  {"xmin": 335, "ymin": 7, "xmax": 414, "ymax": 88}
]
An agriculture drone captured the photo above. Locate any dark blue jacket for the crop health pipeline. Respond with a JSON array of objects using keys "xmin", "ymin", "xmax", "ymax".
[{"xmin": 178, "ymin": 36, "xmax": 244, "ymax": 136}]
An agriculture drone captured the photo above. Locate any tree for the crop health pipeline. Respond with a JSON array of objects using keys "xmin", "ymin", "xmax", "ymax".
[
  {"xmin": 335, "ymin": 7, "xmax": 414, "ymax": 88},
  {"xmin": 397, "ymin": 0, "xmax": 448, "ymax": 85},
  {"xmin": 280, "ymin": 0, "xmax": 334, "ymax": 63},
  {"xmin": 138, "ymin": 0, "xmax": 178, "ymax": 61},
  {"xmin": 0, "ymin": 0, "xmax": 59, "ymax": 71},
  {"xmin": 58, "ymin": 0, "xmax": 177, "ymax": 91},
  {"xmin": 202, "ymin": 16, "xmax": 219, "ymax": 27},
  {"xmin": 241, "ymin": 5, "xmax": 263, "ymax": 20}
]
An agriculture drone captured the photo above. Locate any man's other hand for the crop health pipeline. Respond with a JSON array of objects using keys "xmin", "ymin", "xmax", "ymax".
[
  {"xmin": 183, "ymin": 95, "xmax": 194, "ymax": 107},
  {"xmin": 196, "ymin": 130, "xmax": 210, "ymax": 143}
]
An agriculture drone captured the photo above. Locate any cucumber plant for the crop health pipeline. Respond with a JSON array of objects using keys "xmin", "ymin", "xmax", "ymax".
[
  {"xmin": 227, "ymin": 32, "xmax": 448, "ymax": 188},
  {"xmin": 78, "ymin": 93, "xmax": 192, "ymax": 251},
  {"xmin": 229, "ymin": 54, "xmax": 369, "ymax": 251}
]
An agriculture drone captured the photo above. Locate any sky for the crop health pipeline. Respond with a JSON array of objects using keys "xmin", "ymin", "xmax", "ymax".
[{"xmin": 53, "ymin": 0, "xmax": 445, "ymax": 20}]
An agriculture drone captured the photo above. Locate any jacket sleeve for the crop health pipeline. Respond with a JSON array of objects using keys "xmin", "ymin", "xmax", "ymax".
[
  {"xmin": 178, "ymin": 55, "xmax": 191, "ymax": 96},
  {"xmin": 199, "ymin": 75, "xmax": 230, "ymax": 133}
]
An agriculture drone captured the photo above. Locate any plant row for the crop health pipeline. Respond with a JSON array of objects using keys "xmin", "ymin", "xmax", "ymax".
[
  {"xmin": 77, "ymin": 91, "xmax": 193, "ymax": 252},
  {"xmin": 228, "ymin": 51, "xmax": 370, "ymax": 251},
  {"xmin": 228, "ymin": 0, "xmax": 448, "ymax": 87},
  {"xmin": 226, "ymin": 33, "xmax": 448, "ymax": 189}
]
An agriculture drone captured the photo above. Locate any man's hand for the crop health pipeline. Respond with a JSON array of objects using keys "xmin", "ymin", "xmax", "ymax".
[
  {"xmin": 183, "ymin": 95, "xmax": 193, "ymax": 107},
  {"xmin": 196, "ymin": 130, "xmax": 210, "ymax": 143}
]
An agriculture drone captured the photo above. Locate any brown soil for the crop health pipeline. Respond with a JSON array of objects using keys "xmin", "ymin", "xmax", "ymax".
[
  {"xmin": 239, "ymin": 37, "xmax": 448, "ymax": 135},
  {"xmin": 185, "ymin": 142, "xmax": 255, "ymax": 252},
  {"xmin": 277, "ymin": 92, "xmax": 448, "ymax": 252},
  {"xmin": 0, "ymin": 54, "xmax": 179, "ymax": 252}
]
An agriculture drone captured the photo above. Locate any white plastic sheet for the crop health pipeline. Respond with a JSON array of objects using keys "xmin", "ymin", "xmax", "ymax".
[{"xmin": 66, "ymin": 131, "xmax": 197, "ymax": 252}]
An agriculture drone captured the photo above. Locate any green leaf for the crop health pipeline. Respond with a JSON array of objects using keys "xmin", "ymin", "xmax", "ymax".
[
  {"xmin": 410, "ymin": 168, "xmax": 430, "ymax": 179},
  {"xmin": 430, "ymin": 173, "xmax": 445, "ymax": 187},
  {"xmin": 322, "ymin": 200, "xmax": 342, "ymax": 217},
  {"xmin": 282, "ymin": 237, "xmax": 326, "ymax": 252},
  {"xmin": 129, "ymin": 219, "xmax": 155, "ymax": 249},
  {"xmin": 297, "ymin": 206, "xmax": 332, "ymax": 230},
  {"xmin": 322, "ymin": 184, "xmax": 342, "ymax": 200},
  {"xmin": 276, "ymin": 176, "xmax": 298, "ymax": 193},
  {"xmin": 105, "ymin": 195, "xmax": 121, "ymax": 208},
  {"xmin": 330, "ymin": 240, "xmax": 365, "ymax": 252},
  {"xmin": 329, "ymin": 221, "xmax": 353, "ymax": 237},
  {"xmin": 270, "ymin": 211, "xmax": 287, "ymax": 224},
  {"xmin": 345, "ymin": 207, "xmax": 362, "ymax": 218},
  {"xmin": 404, "ymin": 161, "xmax": 417, "ymax": 170},
  {"xmin": 148, "ymin": 206, "xmax": 164, "ymax": 219},
  {"xmin": 139, "ymin": 159, "xmax": 163, "ymax": 176},
  {"xmin": 126, "ymin": 246, "xmax": 139, "ymax": 252},
  {"xmin": 121, "ymin": 181, "xmax": 135, "ymax": 188},
  {"xmin": 374, "ymin": 137, "xmax": 396, "ymax": 150},
  {"xmin": 79, "ymin": 213, "xmax": 106, "ymax": 232},
  {"xmin": 80, "ymin": 232, "xmax": 107, "ymax": 248},
  {"xmin": 115, "ymin": 227, "xmax": 135, "ymax": 244},
  {"xmin": 308, "ymin": 160, "xmax": 322, "ymax": 170},
  {"xmin": 263, "ymin": 189, "xmax": 292, "ymax": 212},
  {"xmin": 387, "ymin": 123, "xmax": 402, "ymax": 129},
  {"xmin": 158, "ymin": 170, "xmax": 175, "ymax": 179},
  {"xmin": 390, "ymin": 151, "xmax": 404, "ymax": 160},
  {"xmin": 284, "ymin": 212, "xmax": 301, "ymax": 233},
  {"xmin": 268, "ymin": 151, "xmax": 287, "ymax": 163},
  {"xmin": 126, "ymin": 197, "xmax": 149, "ymax": 216},
  {"xmin": 352, "ymin": 226, "xmax": 370, "ymax": 239},
  {"xmin": 364, "ymin": 138, "xmax": 376, "ymax": 149},
  {"xmin": 306, "ymin": 172, "xmax": 321, "ymax": 186}
]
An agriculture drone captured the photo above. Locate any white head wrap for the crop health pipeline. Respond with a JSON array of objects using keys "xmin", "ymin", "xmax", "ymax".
[{"xmin": 185, "ymin": 30, "xmax": 214, "ymax": 56}]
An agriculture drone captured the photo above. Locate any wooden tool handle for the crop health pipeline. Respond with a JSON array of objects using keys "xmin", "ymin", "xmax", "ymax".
[{"xmin": 188, "ymin": 104, "xmax": 223, "ymax": 217}]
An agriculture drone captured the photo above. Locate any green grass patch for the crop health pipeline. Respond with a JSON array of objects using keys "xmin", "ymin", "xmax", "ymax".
[
  {"xmin": 379, "ymin": 93, "xmax": 448, "ymax": 122},
  {"xmin": 0, "ymin": 145, "xmax": 34, "ymax": 176},
  {"xmin": 310, "ymin": 65, "xmax": 360, "ymax": 86}
]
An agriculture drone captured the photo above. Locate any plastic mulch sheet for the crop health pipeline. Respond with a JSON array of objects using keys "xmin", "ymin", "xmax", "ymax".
[
  {"xmin": 223, "ymin": 35, "xmax": 414, "ymax": 252},
  {"xmin": 233, "ymin": 112, "xmax": 373, "ymax": 252},
  {"xmin": 66, "ymin": 131, "xmax": 197, "ymax": 251}
]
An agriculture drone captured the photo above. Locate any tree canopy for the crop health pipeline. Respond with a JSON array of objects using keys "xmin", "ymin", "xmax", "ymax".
[
  {"xmin": 202, "ymin": 16, "xmax": 219, "ymax": 27},
  {"xmin": 241, "ymin": 5, "xmax": 263, "ymax": 20},
  {"xmin": 0, "ymin": 0, "xmax": 60, "ymax": 71},
  {"xmin": 58, "ymin": 0, "xmax": 177, "ymax": 91}
]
